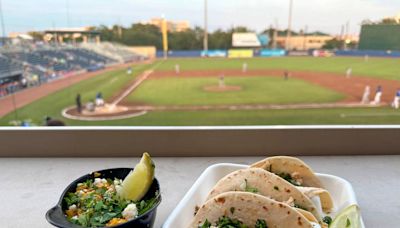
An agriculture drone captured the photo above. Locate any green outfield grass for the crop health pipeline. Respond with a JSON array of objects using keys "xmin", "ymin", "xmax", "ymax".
[
  {"xmin": 1, "ymin": 57, "xmax": 400, "ymax": 126},
  {"xmin": 157, "ymin": 57, "xmax": 400, "ymax": 81},
  {"xmin": 127, "ymin": 76, "xmax": 344, "ymax": 105},
  {"xmin": 0, "ymin": 63, "xmax": 154, "ymax": 126}
]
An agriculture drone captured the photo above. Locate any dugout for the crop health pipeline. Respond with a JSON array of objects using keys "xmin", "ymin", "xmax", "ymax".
[{"xmin": 359, "ymin": 24, "xmax": 400, "ymax": 50}]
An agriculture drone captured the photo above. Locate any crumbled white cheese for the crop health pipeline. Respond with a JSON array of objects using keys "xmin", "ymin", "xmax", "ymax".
[
  {"xmin": 71, "ymin": 215, "xmax": 78, "ymax": 220},
  {"xmin": 68, "ymin": 204, "xmax": 77, "ymax": 210},
  {"xmin": 310, "ymin": 222, "xmax": 321, "ymax": 228},
  {"xmin": 94, "ymin": 178, "xmax": 107, "ymax": 185},
  {"xmin": 285, "ymin": 196, "xmax": 295, "ymax": 207},
  {"xmin": 114, "ymin": 179, "xmax": 122, "ymax": 186},
  {"xmin": 291, "ymin": 172, "xmax": 303, "ymax": 185},
  {"xmin": 122, "ymin": 203, "xmax": 138, "ymax": 220},
  {"xmin": 77, "ymin": 190, "xmax": 85, "ymax": 196}
]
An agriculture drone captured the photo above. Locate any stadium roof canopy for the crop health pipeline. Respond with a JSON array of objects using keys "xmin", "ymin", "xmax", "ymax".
[{"xmin": 44, "ymin": 27, "xmax": 100, "ymax": 35}]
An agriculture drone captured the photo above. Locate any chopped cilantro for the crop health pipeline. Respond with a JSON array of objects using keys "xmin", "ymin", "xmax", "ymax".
[
  {"xmin": 346, "ymin": 218, "xmax": 351, "ymax": 227},
  {"xmin": 200, "ymin": 219, "xmax": 211, "ymax": 228},
  {"xmin": 244, "ymin": 179, "xmax": 259, "ymax": 193},
  {"xmin": 230, "ymin": 207, "xmax": 235, "ymax": 214},
  {"xmin": 277, "ymin": 173, "xmax": 301, "ymax": 186},
  {"xmin": 322, "ymin": 216, "xmax": 332, "ymax": 225},
  {"xmin": 255, "ymin": 219, "xmax": 268, "ymax": 228},
  {"xmin": 63, "ymin": 178, "xmax": 158, "ymax": 227},
  {"xmin": 200, "ymin": 217, "xmax": 268, "ymax": 228}
]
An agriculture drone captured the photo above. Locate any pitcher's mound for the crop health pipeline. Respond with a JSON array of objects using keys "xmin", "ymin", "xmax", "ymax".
[{"xmin": 203, "ymin": 85, "xmax": 242, "ymax": 92}]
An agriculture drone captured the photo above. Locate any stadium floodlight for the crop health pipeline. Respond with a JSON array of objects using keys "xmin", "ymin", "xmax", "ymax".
[
  {"xmin": 285, "ymin": 0, "xmax": 293, "ymax": 50},
  {"xmin": 203, "ymin": 0, "xmax": 208, "ymax": 54},
  {"xmin": 0, "ymin": 0, "xmax": 5, "ymax": 42}
]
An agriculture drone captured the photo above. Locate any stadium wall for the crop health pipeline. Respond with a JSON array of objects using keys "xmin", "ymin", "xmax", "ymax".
[
  {"xmin": 156, "ymin": 49, "xmax": 400, "ymax": 58},
  {"xmin": 335, "ymin": 50, "xmax": 400, "ymax": 58}
]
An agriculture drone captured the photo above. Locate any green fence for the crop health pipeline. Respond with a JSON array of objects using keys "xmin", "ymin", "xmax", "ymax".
[{"xmin": 359, "ymin": 24, "xmax": 400, "ymax": 51}]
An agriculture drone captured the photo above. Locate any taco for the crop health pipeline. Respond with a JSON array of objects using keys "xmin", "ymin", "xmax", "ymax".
[
  {"xmin": 250, "ymin": 156, "xmax": 333, "ymax": 213},
  {"xmin": 190, "ymin": 191, "xmax": 319, "ymax": 228},
  {"xmin": 206, "ymin": 168, "xmax": 321, "ymax": 221},
  {"xmin": 250, "ymin": 156, "xmax": 323, "ymax": 188}
]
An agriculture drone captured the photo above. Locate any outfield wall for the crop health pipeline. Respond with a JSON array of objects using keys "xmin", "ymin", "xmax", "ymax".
[
  {"xmin": 335, "ymin": 50, "xmax": 400, "ymax": 58},
  {"xmin": 156, "ymin": 49, "xmax": 286, "ymax": 58},
  {"xmin": 156, "ymin": 49, "xmax": 400, "ymax": 58}
]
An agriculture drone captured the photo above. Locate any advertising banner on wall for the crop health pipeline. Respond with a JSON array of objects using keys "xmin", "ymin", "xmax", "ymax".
[
  {"xmin": 201, "ymin": 50, "xmax": 227, "ymax": 57},
  {"xmin": 232, "ymin": 33, "xmax": 261, "ymax": 47},
  {"xmin": 312, "ymin": 50, "xmax": 334, "ymax": 57},
  {"xmin": 259, "ymin": 49, "xmax": 286, "ymax": 57},
  {"xmin": 287, "ymin": 50, "xmax": 309, "ymax": 56},
  {"xmin": 228, "ymin": 49, "xmax": 254, "ymax": 58}
]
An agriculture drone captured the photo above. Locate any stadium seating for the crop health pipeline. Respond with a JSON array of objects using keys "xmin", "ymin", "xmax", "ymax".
[
  {"xmin": 0, "ymin": 42, "xmax": 145, "ymax": 97},
  {"xmin": 0, "ymin": 55, "xmax": 23, "ymax": 81},
  {"xmin": 80, "ymin": 42, "xmax": 144, "ymax": 63}
]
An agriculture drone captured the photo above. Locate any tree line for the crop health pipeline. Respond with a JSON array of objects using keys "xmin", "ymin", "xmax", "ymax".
[{"xmin": 96, "ymin": 24, "xmax": 255, "ymax": 50}]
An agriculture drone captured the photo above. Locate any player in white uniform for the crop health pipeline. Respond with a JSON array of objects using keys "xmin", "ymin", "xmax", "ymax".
[
  {"xmin": 175, "ymin": 64, "xmax": 180, "ymax": 74},
  {"xmin": 361, "ymin": 85, "xmax": 370, "ymax": 104},
  {"xmin": 392, "ymin": 89, "xmax": 400, "ymax": 109},
  {"xmin": 346, "ymin": 67, "xmax": 352, "ymax": 78},
  {"xmin": 371, "ymin": 85, "xmax": 382, "ymax": 105},
  {"xmin": 242, "ymin": 62, "xmax": 248, "ymax": 73}
]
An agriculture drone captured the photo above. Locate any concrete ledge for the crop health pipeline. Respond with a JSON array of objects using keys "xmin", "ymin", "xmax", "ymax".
[{"xmin": 0, "ymin": 126, "xmax": 400, "ymax": 157}]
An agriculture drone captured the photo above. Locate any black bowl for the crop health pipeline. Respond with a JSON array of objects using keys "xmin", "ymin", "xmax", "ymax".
[{"xmin": 46, "ymin": 168, "xmax": 161, "ymax": 228}]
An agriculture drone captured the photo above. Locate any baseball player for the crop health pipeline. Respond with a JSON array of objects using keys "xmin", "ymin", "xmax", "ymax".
[
  {"xmin": 346, "ymin": 67, "xmax": 352, "ymax": 78},
  {"xmin": 361, "ymin": 85, "xmax": 370, "ymax": 104},
  {"xmin": 371, "ymin": 85, "xmax": 382, "ymax": 105},
  {"xmin": 175, "ymin": 64, "xmax": 180, "ymax": 74},
  {"xmin": 392, "ymin": 89, "xmax": 400, "ymax": 109},
  {"xmin": 242, "ymin": 62, "xmax": 248, "ymax": 73}
]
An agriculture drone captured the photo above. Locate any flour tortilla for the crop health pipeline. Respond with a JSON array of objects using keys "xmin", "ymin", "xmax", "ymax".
[
  {"xmin": 190, "ymin": 191, "xmax": 314, "ymax": 228},
  {"xmin": 206, "ymin": 168, "xmax": 321, "ymax": 220},
  {"xmin": 298, "ymin": 187, "xmax": 334, "ymax": 213},
  {"xmin": 251, "ymin": 156, "xmax": 323, "ymax": 188}
]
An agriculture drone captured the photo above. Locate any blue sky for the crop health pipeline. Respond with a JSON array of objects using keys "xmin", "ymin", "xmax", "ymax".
[{"xmin": 1, "ymin": 0, "xmax": 399, "ymax": 35}]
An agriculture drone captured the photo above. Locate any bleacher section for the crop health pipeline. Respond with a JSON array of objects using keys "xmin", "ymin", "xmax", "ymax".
[
  {"xmin": 80, "ymin": 42, "xmax": 144, "ymax": 63},
  {"xmin": 0, "ymin": 55, "xmax": 23, "ymax": 82},
  {"xmin": 0, "ymin": 42, "xmax": 147, "ymax": 98}
]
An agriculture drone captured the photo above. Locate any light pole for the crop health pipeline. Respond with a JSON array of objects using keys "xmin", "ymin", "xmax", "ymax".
[
  {"xmin": 203, "ymin": 0, "xmax": 208, "ymax": 55},
  {"xmin": 285, "ymin": 0, "xmax": 293, "ymax": 50}
]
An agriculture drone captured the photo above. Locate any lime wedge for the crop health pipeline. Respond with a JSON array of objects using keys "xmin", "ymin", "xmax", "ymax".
[
  {"xmin": 330, "ymin": 205, "xmax": 361, "ymax": 228},
  {"xmin": 118, "ymin": 152, "xmax": 155, "ymax": 201}
]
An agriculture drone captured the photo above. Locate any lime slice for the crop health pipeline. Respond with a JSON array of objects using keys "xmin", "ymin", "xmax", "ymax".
[
  {"xmin": 330, "ymin": 204, "xmax": 361, "ymax": 228},
  {"xmin": 118, "ymin": 152, "xmax": 155, "ymax": 201}
]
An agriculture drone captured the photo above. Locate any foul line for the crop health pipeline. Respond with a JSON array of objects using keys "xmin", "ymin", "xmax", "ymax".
[{"xmin": 111, "ymin": 60, "xmax": 165, "ymax": 106}]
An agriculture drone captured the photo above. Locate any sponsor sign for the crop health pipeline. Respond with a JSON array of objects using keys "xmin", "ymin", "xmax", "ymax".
[
  {"xmin": 259, "ymin": 49, "xmax": 286, "ymax": 57},
  {"xmin": 228, "ymin": 49, "xmax": 254, "ymax": 58},
  {"xmin": 232, "ymin": 33, "xmax": 261, "ymax": 47},
  {"xmin": 287, "ymin": 50, "xmax": 309, "ymax": 56},
  {"xmin": 201, "ymin": 50, "xmax": 227, "ymax": 57},
  {"xmin": 312, "ymin": 50, "xmax": 334, "ymax": 57}
]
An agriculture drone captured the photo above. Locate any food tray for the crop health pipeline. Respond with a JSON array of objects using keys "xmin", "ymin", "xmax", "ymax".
[{"xmin": 163, "ymin": 163, "xmax": 365, "ymax": 228}]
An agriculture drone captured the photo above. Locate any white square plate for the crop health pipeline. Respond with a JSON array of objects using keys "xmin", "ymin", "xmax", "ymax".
[{"xmin": 163, "ymin": 163, "xmax": 365, "ymax": 228}]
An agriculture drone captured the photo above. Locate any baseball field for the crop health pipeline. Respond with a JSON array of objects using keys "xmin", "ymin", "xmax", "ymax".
[{"xmin": 1, "ymin": 56, "xmax": 400, "ymax": 126}]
